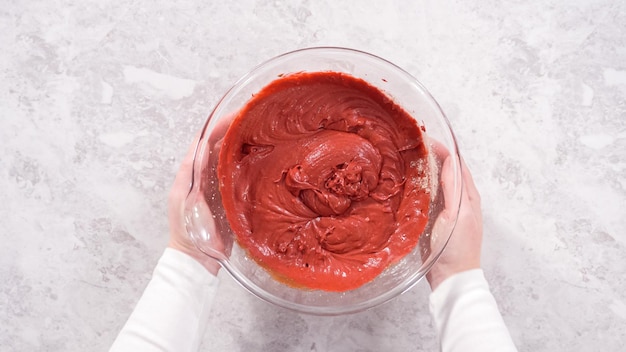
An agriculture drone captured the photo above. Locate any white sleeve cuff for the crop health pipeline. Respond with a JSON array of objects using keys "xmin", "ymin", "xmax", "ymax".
[
  {"xmin": 429, "ymin": 269, "xmax": 517, "ymax": 352},
  {"xmin": 110, "ymin": 248, "xmax": 219, "ymax": 352}
]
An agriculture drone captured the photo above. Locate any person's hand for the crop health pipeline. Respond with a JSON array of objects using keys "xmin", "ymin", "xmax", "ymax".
[
  {"xmin": 167, "ymin": 134, "xmax": 221, "ymax": 275},
  {"xmin": 426, "ymin": 155, "xmax": 482, "ymax": 291}
]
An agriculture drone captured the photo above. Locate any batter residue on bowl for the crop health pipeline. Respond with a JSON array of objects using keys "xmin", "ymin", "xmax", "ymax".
[{"xmin": 218, "ymin": 71, "xmax": 430, "ymax": 291}]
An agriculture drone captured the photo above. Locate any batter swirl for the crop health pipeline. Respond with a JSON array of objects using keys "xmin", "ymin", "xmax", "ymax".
[{"xmin": 218, "ymin": 72, "xmax": 430, "ymax": 291}]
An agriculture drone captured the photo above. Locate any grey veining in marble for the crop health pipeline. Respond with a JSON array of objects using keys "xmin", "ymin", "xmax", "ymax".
[{"xmin": 1, "ymin": 0, "xmax": 625, "ymax": 351}]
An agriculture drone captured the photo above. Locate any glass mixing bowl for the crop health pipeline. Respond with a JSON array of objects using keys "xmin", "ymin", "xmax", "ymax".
[{"xmin": 184, "ymin": 47, "xmax": 462, "ymax": 315}]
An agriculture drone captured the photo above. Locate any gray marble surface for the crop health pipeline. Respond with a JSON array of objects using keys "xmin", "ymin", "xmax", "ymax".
[{"xmin": 2, "ymin": 0, "xmax": 625, "ymax": 351}]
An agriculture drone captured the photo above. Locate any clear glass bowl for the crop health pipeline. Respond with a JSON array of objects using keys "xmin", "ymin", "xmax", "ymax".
[{"xmin": 184, "ymin": 47, "xmax": 462, "ymax": 315}]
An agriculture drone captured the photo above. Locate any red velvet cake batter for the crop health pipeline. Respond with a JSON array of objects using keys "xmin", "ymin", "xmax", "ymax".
[{"xmin": 218, "ymin": 71, "xmax": 430, "ymax": 291}]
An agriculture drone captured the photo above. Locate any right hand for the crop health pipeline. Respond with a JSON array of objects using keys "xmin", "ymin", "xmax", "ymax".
[{"xmin": 426, "ymin": 156, "xmax": 483, "ymax": 291}]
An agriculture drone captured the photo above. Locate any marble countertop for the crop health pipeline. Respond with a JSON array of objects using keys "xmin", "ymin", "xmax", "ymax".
[{"xmin": 2, "ymin": 0, "xmax": 625, "ymax": 350}]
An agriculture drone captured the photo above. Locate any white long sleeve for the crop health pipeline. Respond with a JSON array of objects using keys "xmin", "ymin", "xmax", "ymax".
[
  {"xmin": 429, "ymin": 269, "xmax": 517, "ymax": 352},
  {"xmin": 110, "ymin": 248, "xmax": 219, "ymax": 352}
]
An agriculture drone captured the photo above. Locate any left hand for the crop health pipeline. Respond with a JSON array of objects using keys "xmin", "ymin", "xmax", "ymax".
[{"xmin": 167, "ymin": 134, "xmax": 221, "ymax": 275}]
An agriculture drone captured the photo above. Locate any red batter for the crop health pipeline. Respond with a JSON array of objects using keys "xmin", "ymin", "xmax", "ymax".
[{"xmin": 218, "ymin": 72, "xmax": 430, "ymax": 291}]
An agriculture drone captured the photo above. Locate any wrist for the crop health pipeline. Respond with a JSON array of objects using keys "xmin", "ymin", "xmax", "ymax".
[
  {"xmin": 426, "ymin": 263, "xmax": 481, "ymax": 291},
  {"xmin": 167, "ymin": 241, "xmax": 221, "ymax": 276}
]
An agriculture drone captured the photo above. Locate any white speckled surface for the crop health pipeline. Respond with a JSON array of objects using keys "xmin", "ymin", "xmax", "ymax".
[{"xmin": 1, "ymin": 0, "xmax": 625, "ymax": 350}]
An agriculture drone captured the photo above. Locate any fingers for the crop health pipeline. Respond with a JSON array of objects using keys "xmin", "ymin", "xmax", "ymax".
[
  {"xmin": 182, "ymin": 131, "xmax": 202, "ymax": 167},
  {"xmin": 440, "ymin": 155, "xmax": 453, "ymax": 211},
  {"xmin": 207, "ymin": 112, "xmax": 236, "ymax": 145},
  {"xmin": 428, "ymin": 137, "xmax": 479, "ymax": 213},
  {"xmin": 459, "ymin": 157, "xmax": 481, "ymax": 204},
  {"xmin": 170, "ymin": 132, "xmax": 203, "ymax": 205},
  {"xmin": 431, "ymin": 136, "xmax": 464, "ymax": 221},
  {"xmin": 177, "ymin": 132, "xmax": 202, "ymax": 179},
  {"xmin": 428, "ymin": 137, "xmax": 451, "ymax": 163}
]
